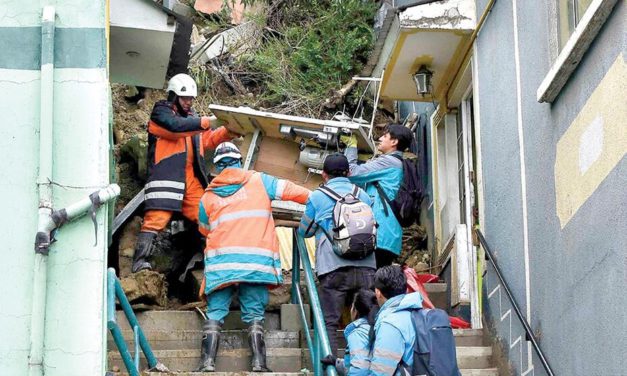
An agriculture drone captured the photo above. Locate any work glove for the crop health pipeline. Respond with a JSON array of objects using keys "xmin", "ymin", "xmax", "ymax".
[
  {"xmin": 320, "ymin": 354, "xmax": 337, "ymax": 369},
  {"xmin": 339, "ymin": 134, "xmax": 358, "ymax": 148},
  {"xmin": 207, "ymin": 115, "xmax": 226, "ymax": 128}
]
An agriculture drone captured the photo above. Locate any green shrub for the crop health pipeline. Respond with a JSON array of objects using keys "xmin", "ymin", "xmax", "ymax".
[{"xmin": 240, "ymin": 0, "xmax": 377, "ymax": 115}]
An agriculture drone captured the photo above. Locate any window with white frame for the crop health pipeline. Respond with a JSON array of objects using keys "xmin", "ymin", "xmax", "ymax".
[
  {"xmin": 557, "ymin": 0, "xmax": 594, "ymax": 50},
  {"xmin": 537, "ymin": 0, "xmax": 618, "ymax": 102}
]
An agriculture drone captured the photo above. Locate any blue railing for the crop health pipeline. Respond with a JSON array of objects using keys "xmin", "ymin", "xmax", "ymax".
[
  {"xmin": 291, "ymin": 230, "xmax": 338, "ymax": 376},
  {"xmin": 107, "ymin": 268, "xmax": 168, "ymax": 375}
]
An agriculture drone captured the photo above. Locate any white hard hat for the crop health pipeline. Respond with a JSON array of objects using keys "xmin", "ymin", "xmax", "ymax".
[
  {"xmin": 167, "ymin": 73, "xmax": 197, "ymax": 97},
  {"xmin": 213, "ymin": 142, "xmax": 242, "ymax": 164}
]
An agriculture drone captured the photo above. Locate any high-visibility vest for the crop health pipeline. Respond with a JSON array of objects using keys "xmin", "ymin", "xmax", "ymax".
[{"xmin": 144, "ymin": 100, "xmax": 228, "ymax": 212}]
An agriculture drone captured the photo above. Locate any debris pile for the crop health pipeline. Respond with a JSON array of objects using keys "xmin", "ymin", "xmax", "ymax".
[
  {"xmin": 120, "ymin": 270, "xmax": 168, "ymax": 307},
  {"xmin": 110, "ymin": 1, "xmax": 432, "ymax": 310},
  {"xmin": 398, "ymin": 224, "xmax": 430, "ymax": 272}
]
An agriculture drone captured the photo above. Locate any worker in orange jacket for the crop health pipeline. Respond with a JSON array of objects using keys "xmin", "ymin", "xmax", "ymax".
[
  {"xmin": 195, "ymin": 142, "xmax": 311, "ymax": 372},
  {"xmin": 132, "ymin": 73, "xmax": 239, "ymax": 273}
]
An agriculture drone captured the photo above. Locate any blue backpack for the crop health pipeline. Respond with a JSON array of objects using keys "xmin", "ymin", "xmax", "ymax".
[{"xmin": 401, "ymin": 308, "xmax": 461, "ymax": 376}]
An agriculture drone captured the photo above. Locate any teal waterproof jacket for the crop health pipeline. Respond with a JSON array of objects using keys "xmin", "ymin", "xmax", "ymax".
[
  {"xmin": 369, "ymin": 292, "xmax": 423, "ymax": 375},
  {"xmin": 297, "ymin": 177, "xmax": 375, "ymax": 276},
  {"xmin": 337, "ymin": 318, "xmax": 372, "ymax": 376},
  {"xmin": 345, "ymin": 147, "xmax": 403, "ymax": 255}
]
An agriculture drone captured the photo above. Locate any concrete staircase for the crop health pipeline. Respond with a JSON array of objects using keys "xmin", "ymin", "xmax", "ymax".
[{"xmin": 107, "ymin": 284, "xmax": 499, "ymax": 375}]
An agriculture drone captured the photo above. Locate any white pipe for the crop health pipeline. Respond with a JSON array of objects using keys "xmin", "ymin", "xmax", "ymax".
[
  {"xmin": 29, "ymin": 6, "xmax": 55, "ymax": 376},
  {"xmin": 47, "ymin": 184, "xmax": 121, "ymax": 229}
]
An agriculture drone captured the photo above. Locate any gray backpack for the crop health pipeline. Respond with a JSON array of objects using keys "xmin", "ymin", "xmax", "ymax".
[{"xmin": 317, "ymin": 185, "xmax": 377, "ymax": 260}]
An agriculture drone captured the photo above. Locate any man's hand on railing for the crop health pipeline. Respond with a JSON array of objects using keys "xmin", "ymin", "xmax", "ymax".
[{"xmin": 321, "ymin": 354, "xmax": 337, "ymax": 368}]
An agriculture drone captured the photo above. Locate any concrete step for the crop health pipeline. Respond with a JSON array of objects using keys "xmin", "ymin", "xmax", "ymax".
[
  {"xmin": 300, "ymin": 346, "xmax": 492, "ymax": 371},
  {"xmin": 461, "ymin": 369, "xmax": 500, "ymax": 376},
  {"xmin": 108, "ymin": 329, "xmax": 299, "ymax": 350},
  {"xmin": 114, "ymin": 310, "xmax": 280, "ymax": 331},
  {"xmin": 424, "ymin": 282, "xmax": 448, "ymax": 309},
  {"xmin": 108, "ymin": 346, "xmax": 492, "ymax": 373},
  {"xmin": 455, "ymin": 346, "xmax": 493, "ymax": 369},
  {"xmin": 114, "ymin": 373, "xmax": 304, "ymax": 376},
  {"xmin": 114, "ymin": 372, "xmax": 497, "ymax": 376},
  {"xmin": 328, "ymin": 328, "xmax": 485, "ymax": 349},
  {"xmin": 108, "ymin": 326, "xmax": 483, "ymax": 352},
  {"xmin": 108, "ymin": 348, "xmax": 302, "ymax": 373}
]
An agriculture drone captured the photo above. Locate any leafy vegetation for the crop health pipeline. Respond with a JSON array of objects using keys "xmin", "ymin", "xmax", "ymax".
[{"xmin": 190, "ymin": 0, "xmax": 377, "ymax": 118}]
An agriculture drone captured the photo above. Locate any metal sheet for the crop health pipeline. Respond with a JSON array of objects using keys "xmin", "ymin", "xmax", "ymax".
[{"xmin": 209, "ymin": 105, "xmax": 375, "ymax": 152}]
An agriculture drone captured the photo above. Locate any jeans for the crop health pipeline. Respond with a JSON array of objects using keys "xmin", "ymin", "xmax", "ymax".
[
  {"xmin": 318, "ymin": 267, "xmax": 375, "ymax": 355},
  {"xmin": 206, "ymin": 283, "xmax": 269, "ymax": 324}
]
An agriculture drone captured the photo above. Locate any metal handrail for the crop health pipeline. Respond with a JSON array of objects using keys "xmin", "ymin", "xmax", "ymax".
[
  {"xmin": 475, "ymin": 230, "xmax": 555, "ymax": 376},
  {"xmin": 291, "ymin": 230, "xmax": 338, "ymax": 376},
  {"xmin": 107, "ymin": 268, "xmax": 168, "ymax": 375}
]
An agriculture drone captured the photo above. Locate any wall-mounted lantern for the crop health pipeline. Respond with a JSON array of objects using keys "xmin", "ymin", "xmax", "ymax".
[{"xmin": 413, "ymin": 65, "xmax": 433, "ymax": 97}]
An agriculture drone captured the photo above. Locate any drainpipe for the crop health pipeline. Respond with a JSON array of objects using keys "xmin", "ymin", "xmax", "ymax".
[
  {"xmin": 29, "ymin": 181, "xmax": 121, "ymax": 375},
  {"xmin": 36, "ymin": 184, "xmax": 121, "ymax": 247},
  {"xmin": 29, "ymin": 6, "xmax": 55, "ymax": 375},
  {"xmin": 28, "ymin": 6, "xmax": 121, "ymax": 374}
]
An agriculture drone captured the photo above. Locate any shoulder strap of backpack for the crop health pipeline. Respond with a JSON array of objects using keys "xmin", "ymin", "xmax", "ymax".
[
  {"xmin": 318, "ymin": 185, "xmax": 343, "ymax": 201},
  {"xmin": 389, "ymin": 153, "xmax": 403, "ymax": 162},
  {"xmin": 373, "ymin": 182, "xmax": 392, "ymax": 216},
  {"xmin": 304, "ymin": 219, "xmax": 335, "ymax": 245},
  {"xmin": 351, "ymin": 184, "xmax": 360, "ymax": 198}
]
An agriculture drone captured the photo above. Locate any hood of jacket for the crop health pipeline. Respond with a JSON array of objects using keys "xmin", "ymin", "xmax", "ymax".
[
  {"xmin": 344, "ymin": 317, "xmax": 369, "ymax": 337},
  {"xmin": 207, "ymin": 168, "xmax": 254, "ymax": 197},
  {"xmin": 378, "ymin": 292, "xmax": 423, "ymax": 319}
]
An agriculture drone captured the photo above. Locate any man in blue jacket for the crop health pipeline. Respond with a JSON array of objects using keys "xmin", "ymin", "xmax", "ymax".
[
  {"xmin": 298, "ymin": 153, "xmax": 376, "ymax": 355},
  {"xmin": 369, "ymin": 265, "xmax": 423, "ymax": 375},
  {"xmin": 342, "ymin": 124, "xmax": 414, "ymax": 267}
]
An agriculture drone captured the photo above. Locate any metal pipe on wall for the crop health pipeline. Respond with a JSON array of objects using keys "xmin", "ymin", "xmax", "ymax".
[{"xmin": 29, "ymin": 6, "xmax": 55, "ymax": 376}]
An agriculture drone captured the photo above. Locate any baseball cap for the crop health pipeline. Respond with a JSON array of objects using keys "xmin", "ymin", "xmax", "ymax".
[{"xmin": 323, "ymin": 153, "xmax": 349, "ymax": 175}]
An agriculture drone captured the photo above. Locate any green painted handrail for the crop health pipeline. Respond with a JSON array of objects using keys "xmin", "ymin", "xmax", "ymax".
[
  {"xmin": 291, "ymin": 230, "xmax": 337, "ymax": 376},
  {"xmin": 106, "ymin": 268, "xmax": 168, "ymax": 374}
]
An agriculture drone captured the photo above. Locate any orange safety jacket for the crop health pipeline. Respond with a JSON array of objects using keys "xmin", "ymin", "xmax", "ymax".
[
  {"xmin": 197, "ymin": 169, "xmax": 310, "ymax": 295},
  {"xmin": 144, "ymin": 100, "xmax": 230, "ymax": 212}
]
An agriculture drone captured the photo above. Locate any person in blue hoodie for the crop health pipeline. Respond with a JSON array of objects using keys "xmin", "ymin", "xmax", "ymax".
[
  {"xmin": 369, "ymin": 265, "xmax": 423, "ymax": 375},
  {"xmin": 341, "ymin": 125, "xmax": 414, "ymax": 267},
  {"xmin": 321, "ymin": 289, "xmax": 379, "ymax": 376},
  {"xmin": 298, "ymin": 153, "xmax": 376, "ymax": 356}
]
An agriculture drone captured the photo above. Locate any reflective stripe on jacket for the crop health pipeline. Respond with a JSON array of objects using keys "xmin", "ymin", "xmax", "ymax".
[
  {"xmin": 198, "ymin": 168, "xmax": 310, "ymax": 294},
  {"xmin": 340, "ymin": 318, "xmax": 371, "ymax": 376},
  {"xmin": 369, "ymin": 292, "xmax": 423, "ymax": 376},
  {"xmin": 144, "ymin": 99, "xmax": 229, "ymax": 212},
  {"xmin": 345, "ymin": 147, "xmax": 403, "ymax": 255}
]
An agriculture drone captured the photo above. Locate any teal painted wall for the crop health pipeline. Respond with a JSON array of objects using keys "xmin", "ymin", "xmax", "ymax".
[{"xmin": 0, "ymin": 1, "xmax": 111, "ymax": 375}]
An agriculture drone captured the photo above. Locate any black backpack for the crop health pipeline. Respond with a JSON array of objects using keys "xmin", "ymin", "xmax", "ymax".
[
  {"xmin": 400, "ymin": 308, "xmax": 461, "ymax": 376},
  {"xmin": 374, "ymin": 155, "xmax": 423, "ymax": 227}
]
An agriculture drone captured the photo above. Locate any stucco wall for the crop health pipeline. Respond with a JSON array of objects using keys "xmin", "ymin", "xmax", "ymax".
[
  {"xmin": 0, "ymin": 1, "xmax": 111, "ymax": 375},
  {"xmin": 475, "ymin": 0, "xmax": 626, "ymax": 374}
]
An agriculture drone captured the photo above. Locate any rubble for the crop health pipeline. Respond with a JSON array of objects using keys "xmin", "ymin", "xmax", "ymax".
[
  {"xmin": 398, "ymin": 223, "xmax": 431, "ymax": 272},
  {"xmin": 120, "ymin": 270, "xmax": 169, "ymax": 307}
]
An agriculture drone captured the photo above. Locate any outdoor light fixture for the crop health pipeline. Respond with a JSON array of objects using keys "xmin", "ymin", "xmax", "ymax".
[{"xmin": 413, "ymin": 65, "xmax": 433, "ymax": 97}]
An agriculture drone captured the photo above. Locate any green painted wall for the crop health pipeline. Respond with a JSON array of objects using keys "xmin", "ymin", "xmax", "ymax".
[{"xmin": 0, "ymin": 1, "xmax": 111, "ymax": 375}]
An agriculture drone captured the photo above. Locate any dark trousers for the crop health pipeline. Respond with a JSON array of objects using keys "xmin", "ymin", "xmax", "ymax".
[
  {"xmin": 318, "ymin": 267, "xmax": 375, "ymax": 355},
  {"xmin": 375, "ymin": 248, "xmax": 398, "ymax": 268}
]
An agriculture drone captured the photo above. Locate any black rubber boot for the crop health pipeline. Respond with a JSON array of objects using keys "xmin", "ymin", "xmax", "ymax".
[
  {"xmin": 131, "ymin": 231, "xmax": 156, "ymax": 273},
  {"xmin": 197, "ymin": 319, "xmax": 221, "ymax": 372},
  {"xmin": 248, "ymin": 320, "xmax": 271, "ymax": 372}
]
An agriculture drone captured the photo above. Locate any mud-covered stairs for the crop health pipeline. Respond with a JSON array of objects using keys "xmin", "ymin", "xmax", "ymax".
[{"xmin": 107, "ymin": 284, "xmax": 499, "ymax": 375}]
